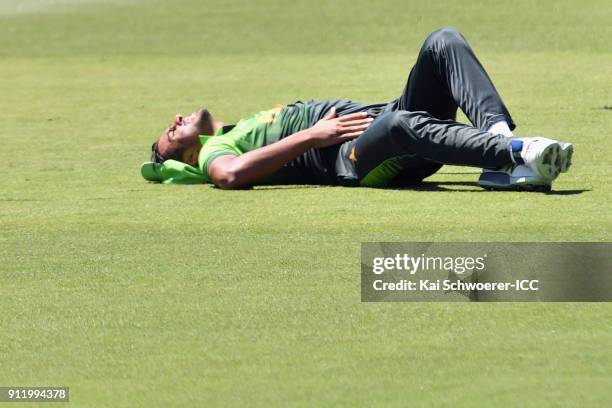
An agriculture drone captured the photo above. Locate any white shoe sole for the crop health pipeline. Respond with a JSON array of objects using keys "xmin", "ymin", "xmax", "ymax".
[
  {"xmin": 478, "ymin": 167, "xmax": 551, "ymax": 192},
  {"xmin": 530, "ymin": 142, "xmax": 574, "ymax": 181},
  {"xmin": 479, "ymin": 180, "xmax": 552, "ymax": 192},
  {"xmin": 559, "ymin": 142, "xmax": 573, "ymax": 173}
]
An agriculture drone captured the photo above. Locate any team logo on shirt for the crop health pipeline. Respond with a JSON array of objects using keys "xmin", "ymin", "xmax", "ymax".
[
  {"xmin": 349, "ymin": 146, "xmax": 357, "ymax": 164},
  {"xmin": 257, "ymin": 105, "xmax": 285, "ymax": 124}
]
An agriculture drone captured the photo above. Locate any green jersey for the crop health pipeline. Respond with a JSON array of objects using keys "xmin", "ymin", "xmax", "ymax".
[{"xmin": 198, "ymin": 99, "xmax": 388, "ymax": 184}]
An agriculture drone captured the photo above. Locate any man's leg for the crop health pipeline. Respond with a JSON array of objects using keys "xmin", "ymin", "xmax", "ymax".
[
  {"xmin": 345, "ymin": 111, "xmax": 513, "ymax": 188},
  {"xmin": 377, "ymin": 28, "xmax": 517, "ymax": 185},
  {"xmin": 391, "ymin": 27, "xmax": 515, "ymax": 132},
  {"xmin": 334, "ymin": 110, "xmax": 572, "ymax": 188}
]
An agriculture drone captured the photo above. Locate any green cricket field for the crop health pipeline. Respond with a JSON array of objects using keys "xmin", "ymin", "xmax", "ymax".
[{"xmin": 1, "ymin": 0, "xmax": 611, "ymax": 406}]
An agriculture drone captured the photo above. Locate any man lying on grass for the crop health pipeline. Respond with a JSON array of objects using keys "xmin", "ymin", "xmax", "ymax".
[{"xmin": 141, "ymin": 28, "xmax": 573, "ymax": 191}]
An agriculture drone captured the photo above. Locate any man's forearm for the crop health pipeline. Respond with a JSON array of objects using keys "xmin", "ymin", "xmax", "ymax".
[
  {"xmin": 208, "ymin": 109, "xmax": 371, "ymax": 189},
  {"xmin": 209, "ymin": 128, "xmax": 316, "ymax": 188}
]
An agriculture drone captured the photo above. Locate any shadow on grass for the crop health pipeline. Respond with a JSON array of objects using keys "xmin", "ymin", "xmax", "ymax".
[
  {"xmin": 400, "ymin": 181, "xmax": 483, "ymax": 192},
  {"xmin": 392, "ymin": 181, "xmax": 590, "ymax": 195},
  {"xmin": 543, "ymin": 189, "xmax": 591, "ymax": 196},
  {"xmin": 232, "ymin": 182, "xmax": 590, "ymax": 195}
]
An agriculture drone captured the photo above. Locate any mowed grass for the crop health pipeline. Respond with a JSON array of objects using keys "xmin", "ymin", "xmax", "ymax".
[{"xmin": 1, "ymin": 0, "xmax": 611, "ymax": 406}]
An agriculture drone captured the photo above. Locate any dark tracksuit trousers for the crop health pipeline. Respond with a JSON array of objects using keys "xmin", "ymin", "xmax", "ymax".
[{"xmin": 339, "ymin": 27, "xmax": 517, "ymax": 187}]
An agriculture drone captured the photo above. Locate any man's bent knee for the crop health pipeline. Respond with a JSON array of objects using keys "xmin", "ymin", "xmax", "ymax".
[{"xmin": 423, "ymin": 27, "xmax": 466, "ymax": 50}]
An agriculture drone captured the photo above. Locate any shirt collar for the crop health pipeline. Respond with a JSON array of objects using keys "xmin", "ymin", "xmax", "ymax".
[{"xmin": 199, "ymin": 125, "xmax": 236, "ymax": 145}]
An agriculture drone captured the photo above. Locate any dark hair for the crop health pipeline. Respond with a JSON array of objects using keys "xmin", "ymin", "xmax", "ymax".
[
  {"xmin": 150, "ymin": 142, "xmax": 165, "ymax": 164},
  {"xmin": 151, "ymin": 140, "xmax": 184, "ymax": 164}
]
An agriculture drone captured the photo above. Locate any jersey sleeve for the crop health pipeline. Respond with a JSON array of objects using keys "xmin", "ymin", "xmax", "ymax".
[{"xmin": 198, "ymin": 135, "xmax": 241, "ymax": 181}]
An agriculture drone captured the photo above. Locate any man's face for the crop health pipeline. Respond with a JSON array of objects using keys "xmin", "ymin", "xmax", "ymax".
[{"xmin": 156, "ymin": 108, "xmax": 215, "ymax": 166}]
